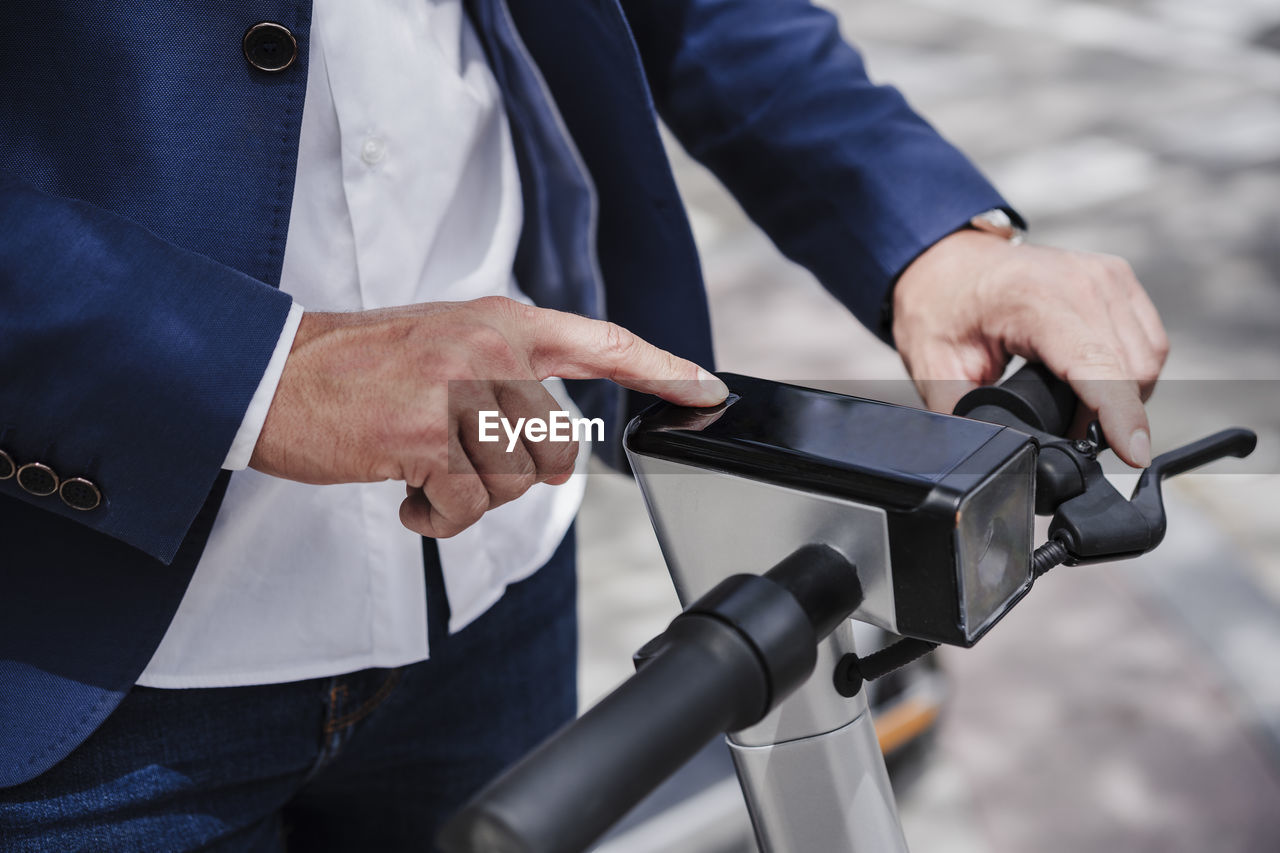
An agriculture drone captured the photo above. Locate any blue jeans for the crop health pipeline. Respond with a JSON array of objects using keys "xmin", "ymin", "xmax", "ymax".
[{"xmin": 0, "ymin": 532, "xmax": 578, "ymax": 852}]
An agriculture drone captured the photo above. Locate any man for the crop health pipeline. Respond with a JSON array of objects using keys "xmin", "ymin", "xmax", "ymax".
[{"xmin": 0, "ymin": 0, "xmax": 1166, "ymax": 849}]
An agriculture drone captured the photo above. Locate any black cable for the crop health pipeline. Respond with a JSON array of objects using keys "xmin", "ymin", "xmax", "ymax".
[
  {"xmin": 856, "ymin": 637, "xmax": 939, "ymax": 681},
  {"xmin": 835, "ymin": 542, "xmax": 1073, "ymax": 698},
  {"xmin": 1031, "ymin": 538, "xmax": 1071, "ymax": 578},
  {"xmin": 834, "ymin": 637, "xmax": 938, "ymax": 697}
]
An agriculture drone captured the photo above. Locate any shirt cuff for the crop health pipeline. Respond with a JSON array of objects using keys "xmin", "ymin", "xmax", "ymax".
[{"xmin": 222, "ymin": 301, "xmax": 305, "ymax": 471}]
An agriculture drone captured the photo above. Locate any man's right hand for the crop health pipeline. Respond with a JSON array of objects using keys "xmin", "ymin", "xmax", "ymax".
[{"xmin": 249, "ymin": 296, "xmax": 728, "ymax": 538}]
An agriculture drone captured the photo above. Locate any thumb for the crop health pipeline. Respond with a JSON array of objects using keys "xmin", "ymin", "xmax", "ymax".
[
  {"xmin": 525, "ymin": 310, "xmax": 729, "ymax": 407},
  {"xmin": 904, "ymin": 343, "xmax": 1002, "ymax": 415},
  {"xmin": 918, "ymin": 376, "xmax": 981, "ymax": 416}
]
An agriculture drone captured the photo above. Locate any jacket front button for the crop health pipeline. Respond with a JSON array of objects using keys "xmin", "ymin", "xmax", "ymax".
[
  {"xmin": 16, "ymin": 462, "xmax": 58, "ymax": 497},
  {"xmin": 59, "ymin": 477, "xmax": 102, "ymax": 512},
  {"xmin": 0, "ymin": 449, "xmax": 13, "ymax": 480},
  {"xmin": 242, "ymin": 22, "xmax": 297, "ymax": 72}
]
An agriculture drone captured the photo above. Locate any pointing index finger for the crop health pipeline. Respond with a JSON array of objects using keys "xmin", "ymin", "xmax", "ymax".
[
  {"xmin": 1027, "ymin": 325, "xmax": 1152, "ymax": 468},
  {"xmin": 524, "ymin": 309, "xmax": 729, "ymax": 407}
]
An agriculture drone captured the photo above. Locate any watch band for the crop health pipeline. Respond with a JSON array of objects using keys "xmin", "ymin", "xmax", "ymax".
[{"xmin": 968, "ymin": 208, "xmax": 1026, "ymax": 245}]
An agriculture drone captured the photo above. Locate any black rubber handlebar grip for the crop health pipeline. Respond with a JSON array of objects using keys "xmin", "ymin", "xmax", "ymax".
[
  {"xmin": 953, "ymin": 362, "xmax": 1078, "ymax": 436},
  {"xmin": 436, "ymin": 614, "xmax": 769, "ymax": 853}
]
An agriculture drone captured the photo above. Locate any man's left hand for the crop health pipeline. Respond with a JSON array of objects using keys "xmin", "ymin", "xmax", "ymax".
[{"xmin": 892, "ymin": 229, "xmax": 1169, "ymax": 468}]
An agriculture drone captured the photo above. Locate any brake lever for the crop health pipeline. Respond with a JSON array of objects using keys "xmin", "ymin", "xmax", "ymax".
[
  {"xmin": 1126, "ymin": 428, "xmax": 1257, "ymax": 549},
  {"xmin": 957, "ymin": 365, "xmax": 1257, "ymax": 568},
  {"xmin": 1047, "ymin": 428, "xmax": 1257, "ymax": 565}
]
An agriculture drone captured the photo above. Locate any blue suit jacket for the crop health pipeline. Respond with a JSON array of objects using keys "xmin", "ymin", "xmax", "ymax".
[{"xmin": 0, "ymin": 0, "xmax": 1008, "ymax": 787}]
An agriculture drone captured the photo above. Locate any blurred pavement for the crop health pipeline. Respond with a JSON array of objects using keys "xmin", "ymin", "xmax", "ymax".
[{"xmin": 579, "ymin": 1, "xmax": 1280, "ymax": 851}]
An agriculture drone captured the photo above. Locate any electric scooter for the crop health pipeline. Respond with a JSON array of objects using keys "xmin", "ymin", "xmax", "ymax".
[{"xmin": 438, "ymin": 365, "xmax": 1257, "ymax": 853}]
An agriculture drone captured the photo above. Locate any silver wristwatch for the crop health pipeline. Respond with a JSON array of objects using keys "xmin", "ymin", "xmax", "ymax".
[{"xmin": 968, "ymin": 208, "xmax": 1026, "ymax": 245}]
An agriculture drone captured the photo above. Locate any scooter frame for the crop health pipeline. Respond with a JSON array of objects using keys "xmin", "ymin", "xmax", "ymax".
[{"xmin": 626, "ymin": 453, "xmax": 914, "ymax": 852}]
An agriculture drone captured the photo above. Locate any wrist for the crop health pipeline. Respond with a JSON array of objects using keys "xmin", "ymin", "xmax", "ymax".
[
  {"xmin": 893, "ymin": 229, "xmax": 1020, "ymax": 333},
  {"xmin": 884, "ymin": 209, "xmax": 1026, "ymax": 343},
  {"xmin": 291, "ymin": 309, "xmax": 342, "ymax": 350},
  {"xmin": 249, "ymin": 310, "xmax": 337, "ymax": 478},
  {"xmin": 223, "ymin": 302, "xmax": 305, "ymax": 471}
]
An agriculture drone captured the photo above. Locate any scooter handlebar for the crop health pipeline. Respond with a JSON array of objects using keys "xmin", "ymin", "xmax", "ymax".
[
  {"xmin": 953, "ymin": 362, "xmax": 1078, "ymax": 437},
  {"xmin": 437, "ymin": 545, "xmax": 861, "ymax": 853},
  {"xmin": 436, "ymin": 613, "xmax": 769, "ymax": 853}
]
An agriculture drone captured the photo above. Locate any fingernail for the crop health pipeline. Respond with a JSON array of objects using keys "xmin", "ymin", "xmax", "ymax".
[
  {"xmin": 697, "ymin": 368, "xmax": 729, "ymax": 402},
  {"xmin": 1128, "ymin": 429, "xmax": 1152, "ymax": 468}
]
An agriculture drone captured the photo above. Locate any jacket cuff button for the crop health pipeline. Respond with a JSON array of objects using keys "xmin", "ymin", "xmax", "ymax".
[
  {"xmin": 59, "ymin": 477, "xmax": 102, "ymax": 512},
  {"xmin": 16, "ymin": 462, "xmax": 59, "ymax": 497}
]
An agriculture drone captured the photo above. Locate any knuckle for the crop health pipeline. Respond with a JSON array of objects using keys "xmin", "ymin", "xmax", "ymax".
[
  {"xmin": 1107, "ymin": 255, "xmax": 1136, "ymax": 278},
  {"xmin": 513, "ymin": 300, "xmax": 541, "ymax": 324},
  {"xmin": 546, "ymin": 438, "xmax": 580, "ymax": 475},
  {"xmin": 1138, "ymin": 351, "xmax": 1164, "ymax": 384},
  {"xmin": 484, "ymin": 479, "xmax": 518, "ymax": 504},
  {"xmin": 473, "ymin": 294, "xmax": 516, "ymax": 314},
  {"xmin": 478, "ymin": 294, "xmax": 538, "ymax": 328},
  {"xmin": 1096, "ymin": 254, "xmax": 1136, "ymax": 286},
  {"xmin": 512, "ymin": 470, "xmax": 539, "ymax": 500},
  {"xmin": 509, "ymin": 473, "xmax": 539, "ymax": 501},
  {"xmin": 601, "ymin": 322, "xmax": 640, "ymax": 361},
  {"xmin": 1069, "ymin": 339, "xmax": 1121, "ymax": 374},
  {"xmin": 505, "ymin": 449, "xmax": 539, "ymax": 482},
  {"xmin": 462, "ymin": 496, "xmax": 490, "ymax": 526},
  {"xmin": 1078, "ymin": 341, "xmax": 1116, "ymax": 365},
  {"xmin": 491, "ymin": 463, "xmax": 537, "ymax": 502},
  {"xmin": 402, "ymin": 461, "xmax": 432, "ymax": 489},
  {"xmin": 1153, "ymin": 332, "xmax": 1171, "ymax": 362},
  {"xmin": 449, "ymin": 482, "xmax": 490, "ymax": 527},
  {"xmin": 466, "ymin": 323, "xmax": 515, "ymax": 362}
]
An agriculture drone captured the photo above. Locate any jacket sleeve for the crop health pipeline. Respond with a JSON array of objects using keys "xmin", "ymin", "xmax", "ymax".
[
  {"xmin": 621, "ymin": 0, "xmax": 1017, "ymax": 342},
  {"xmin": 0, "ymin": 173, "xmax": 293, "ymax": 564}
]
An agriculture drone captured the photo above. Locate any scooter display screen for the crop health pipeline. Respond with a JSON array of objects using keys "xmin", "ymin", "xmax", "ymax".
[{"xmin": 629, "ymin": 375, "xmax": 1008, "ymax": 508}]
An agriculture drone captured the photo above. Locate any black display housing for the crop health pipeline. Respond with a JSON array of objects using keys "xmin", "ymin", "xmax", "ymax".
[{"xmin": 624, "ymin": 374, "xmax": 1038, "ymax": 646}]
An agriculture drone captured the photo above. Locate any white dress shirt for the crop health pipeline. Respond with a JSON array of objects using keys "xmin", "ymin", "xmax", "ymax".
[{"xmin": 137, "ymin": 0, "xmax": 587, "ymax": 688}]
